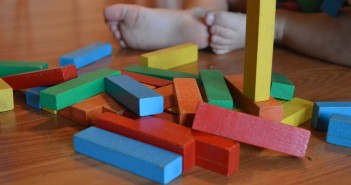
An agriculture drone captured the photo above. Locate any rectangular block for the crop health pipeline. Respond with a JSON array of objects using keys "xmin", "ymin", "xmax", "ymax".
[
  {"xmin": 200, "ymin": 69, "xmax": 234, "ymax": 109},
  {"xmin": 281, "ymin": 97, "xmax": 313, "ymax": 126},
  {"xmin": 153, "ymin": 111, "xmax": 178, "ymax": 123},
  {"xmin": 105, "ymin": 75, "xmax": 163, "ymax": 116},
  {"xmin": 25, "ymin": 86, "xmax": 49, "ymax": 109},
  {"xmin": 243, "ymin": 0, "xmax": 276, "ymax": 102},
  {"xmin": 3, "ymin": 65, "xmax": 78, "ymax": 90},
  {"xmin": 74, "ymin": 126, "xmax": 182, "ymax": 184},
  {"xmin": 192, "ymin": 102, "xmax": 311, "ymax": 158},
  {"xmin": 121, "ymin": 70, "xmax": 172, "ymax": 87},
  {"xmin": 326, "ymin": 114, "xmax": 351, "ymax": 148},
  {"xmin": 0, "ymin": 61, "xmax": 48, "ymax": 77},
  {"xmin": 40, "ymin": 68, "xmax": 120, "ymax": 110},
  {"xmin": 0, "ymin": 78, "xmax": 14, "ymax": 112},
  {"xmin": 155, "ymin": 84, "xmax": 175, "ymax": 109},
  {"xmin": 94, "ymin": 112, "xmax": 195, "ymax": 172},
  {"xmin": 271, "ymin": 72, "xmax": 295, "ymax": 101},
  {"xmin": 320, "ymin": 0, "xmax": 346, "ymax": 17},
  {"xmin": 60, "ymin": 42, "xmax": 112, "ymax": 69},
  {"xmin": 225, "ymin": 75, "xmax": 283, "ymax": 121},
  {"xmin": 173, "ymin": 78, "xmax": 203, "ymax": 126},
  {"xmin": 140, "ymin": 43, "xmax": 198, "ymax": 70},
  {"xmin": 102, "ymin": 103, "xmax": 126, "ymax": 115},
  {"xmin": 58, "ymin": 107, "xmax": 71, "ymax": 119},
  {"xmin": 311, "ymin": 101, "xmax": 351, "ymax": 131}
]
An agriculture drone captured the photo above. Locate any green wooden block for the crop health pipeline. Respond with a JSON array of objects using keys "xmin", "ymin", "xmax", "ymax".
[
  {"xmin": 40, "ymin": 68, "xmax": 120, "ymax": 110},
  {"xmin": 200, "ymin": 70, "xmax": 235, "ymax": 109},
  {"xmin": 297, "ymin": 0, "xmax": 323, "ymax": 13},
  {"xmin": 0, "ymin": 61, "xmax": 48, "ymax": 77},
  {"xmin": 270, "ymin": 72, "xmax": 295, "ymax": 101}
]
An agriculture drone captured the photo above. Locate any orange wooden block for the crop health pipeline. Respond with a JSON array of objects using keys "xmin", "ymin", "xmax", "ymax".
[
  {"xmin": 121, "ymin": 70, "xmax": 172, "ymax": 87},
  {"xmin": 58, "ymin": 107, "xmax": 71, "ymax": 119},
  {"xmin": 102, "ymin": 103, "xmax": 126, "ymax": 115},
  {"xmin": 142, "ymin": 83, "xmax": 156, "ymax": 89},
  {"xmin": 173, "ymin": 78, "xmax": 203, "ymax": 127},
  {"xmin": 155, "ymin": 84, "xmax": 175, "ymax": 109},
  {"xmin": 225, "ymin": 74, "xmax": 283, "ymax": 121},
  {"xmin": 153, "ymin": 111, "xmax": 178, "ymax": 123}
]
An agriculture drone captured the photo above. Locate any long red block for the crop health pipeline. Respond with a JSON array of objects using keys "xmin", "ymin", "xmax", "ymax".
[
  {"xmin": 3, "ymin": 65, "xmax": 77, "ymax": 90},
  {"xmin": 94, "ymin": 112, "xmax": 196, "ymax": 172},
  {"xmin": 225, "ymin": 74, "xmax": 283, "ymax": 121},
  {"xmin": 153, "ymin": 111, "xmax": 178, "ymax": 123},
  {"xmin": 192, "ymin": 102, "xmax": 311, "ymax": 158},
  {"xmin": 155, "ymin": 84, "xmax": 175, "ymax": 109},
  {"xmin": 122, "ymin": 70, "xmax": 172, "ymax": 87}
]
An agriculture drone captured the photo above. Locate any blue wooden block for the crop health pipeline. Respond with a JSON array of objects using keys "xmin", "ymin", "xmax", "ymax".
[
  {"xmin": 25, "ymin": 86, "xmax": 49, "ymax": 109},
  {"xmin": 74, "ymin": 127, "xmax": 182, "ymax": 184},
  {"xmin": 320, "ymin": 0, "xmax": 346, "ymax": 17},
  {"xmin": 60, "ymin": 43, "xmax": 112, "ymax": 69},
  {"xmin": 311, "ymin": 101, "xmax": 351, "ymax": 131},
  {"xmin": 327, "ymin": 114, "xmax": 351, "ymax": 148},
  {"xmin": 105, "ymin": 75, "xmax": 163, "ymax": 116}
]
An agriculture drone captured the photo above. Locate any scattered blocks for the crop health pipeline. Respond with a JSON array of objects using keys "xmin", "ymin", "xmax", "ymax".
[
  {"xmin": 140, "ymin": 43, "xmax": 198, "ymax": 70},
  {"xmin": 105, "ymin": 75, "xmax": 163, "ymax": 116},
  {"xmin": 326, "ymin": 114, "xmax": 351, "ymax": 148},
  {"xmin": 0, "ymin": 61, "xmax": 48, "ymax": 77},
  {"xmin": 271, "ymin": 72, "xmax": 295, "ymax": 101},
  {"xmin": 121, "ymin": 70, "xmax": 172, "ymax": 87},
  {"xmin": 26, "ymin": 86, "xmax": 49, "ymax": 109},
  {"xmin": 200, "ymin": 70, "xmax": 234, "ymax": 109},
  {"xmin": 3, "ymin": 65, "xmax": 78, "ymax": 90},
  {"xmin": 192, "ymin": 102, "xmax": 311, "ymax": 158},
  {"xmin": 74, "ymin": 126, "xmax": 182, "ymax": 184},
  {"xmin": 154, "ymin": 84, "xmax": 175, "ymax": 109},
  {"xmin": 0, "ymin": 78, "xmax": 14, "ymax": 112},
  {"xmin": 60, "ymin": 42, "xmax": 112, "ymax": 69},
  {"xmin": 281, "ymin": 97, "xmax": 314, "ymax": 126},
  {"xmin": 320, "ymin": 0, "xmax": 346, "ymax": 17}
]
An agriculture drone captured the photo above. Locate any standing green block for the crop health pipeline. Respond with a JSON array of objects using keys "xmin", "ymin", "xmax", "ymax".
[
  {"xmin": 200, "ymin": 70, "xmax": 235, "ymax": 109},
  {"xmin": 270, "ymin": 72, "xmax": 295, "ymax": 101},
  {"xmin": 0, "ymin": 61, "xmax": 48, "ymax": 77},
  {"xmin": 40, "ymin": 68, "xmax": 120, "ymax": 110}
]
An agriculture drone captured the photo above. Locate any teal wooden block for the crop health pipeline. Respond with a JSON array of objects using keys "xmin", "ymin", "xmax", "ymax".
[
  {"xmin": 270, "ymin": 72, "xmax": 295, "ymax": 101},
  {"xmin": 0, "ymin": 61, "xmax": 48, "ymax": 77},
  {"xmin": 40, "ymin": 68, "xmax": 120, "ymax": 110},
  {"xmin": 74, "ymin": 127, "xmax": 182, "ymax": 184},
  {"xmin": 200, "ymin": 69, "xmax": 234, "ymax": 109}
]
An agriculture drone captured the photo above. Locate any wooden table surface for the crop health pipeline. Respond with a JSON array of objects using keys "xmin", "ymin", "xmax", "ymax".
[{"xmin": 1, "ymin": 0, "xmax": 351, "ymax": 184}]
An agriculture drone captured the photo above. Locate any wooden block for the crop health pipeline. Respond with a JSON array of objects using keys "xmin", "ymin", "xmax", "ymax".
[
  {"xmin": 200, "ymin": 69, "xmax": 234, "ymax": 109},
  {"xmin": 123, "ymin": 110, "xmax": 140, "ymax": 119},
  {"xmin": 192, "ymin": 102, "xmax": 311, "ymax": 158},
  {"xmin": 58, "ymin": 107, "xmax": 71, "ymax": 119},
  {"xmin": 3, "ymin": 65, "xmax": 78, "ymax": 90},
  {"xmin": 225, "ymin": 75, "xmax": 283, "ymax": 121},
  {"xmin": 74, "ymin": 126, "xmax": 182, "ymax": 184},
  {"xmin": 173, "ymin": 78, "xmax": 203, "ymax": 126},
  {"xmin": 153, "ymin": 111, "xmax": 178, "ymax": 123},
  {"xmin": 121, "ymin": 70, "xmax": 172, "ymax": 87},
  {"xmin": 154, "ymin": 84, "xmax": 175, "ymax": 109},
  {"xmin": 60, "ymin": 42, "xmax": 112, "ymax": 69},
  {"xmin": 320, "ymin": 0, "xmax": 346, "ymax": 17},
  {"xmin": 102, "ymin": 104, "xmax": 126, "ymax": 115},
  {"xmin": 141, "ymin": 83, "xmax": 156, "ymax": 89},
  {"xmin": 42, "ymin": 107, "xmax": 57, "ymax": 114},
  {"xmin": 25, "ymin": 86, "xmax": 49, "ymax": 109},
  {"xmin": 326, "ymin": 114, "xmax": 351, "ymax": 148},
  {"xmin": 296, "ymin": 0, "xmax": 323, "ymax": 13},
  {"xmin": 0, "ymin": 78, "xmax": 14, "ymax": 112},
  {"xmin": 311, "ymin": 101, "xmax": 351, "ymax": 131},
  {"xmin": 271, "ymin": 72, "xmax": 295, "ymax": 101},
  {"xmin": 281, "ymin": 97, "xmax": 313, "ymax": 126},
  {"xmin": 243, "ymin": 0, "xmax": 276, "ymax": 102},
  {"xmin": 105, "ymin": 75, "xmax": 163, "ymax": 116},
  {"xmin": 0, "ymin": 61, "xmax": 48, "ymax": 77},
  {"xmin": 94, "ymin": 112, "xmax": 196, "ymax": 172},
  {"xmin": 40, "ymin": 68, "xmax": 120, "ymax": 110},
  {"xmin": 140, "ymin": 43, "xmax": 198, "ymax": 70}
]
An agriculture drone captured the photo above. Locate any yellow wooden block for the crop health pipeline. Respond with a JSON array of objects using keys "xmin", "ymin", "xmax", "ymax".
[
  {"xmin": 42, "ymin": 107, "xmax": 58, "ymax": 115},
  {"xmin": 281, "ymin": 97, "xmax": 314, "ymax": 126},
  {"xmin": 243, "ymin": 0, "xmax": 277, "ymax": 102},
  {"xmin": 0, "ymin": 78, "xmax": 14, "ymax": 112},
  {"xmin": 140, "ymin": 43, "xmax": 198, "ymax": 70}
]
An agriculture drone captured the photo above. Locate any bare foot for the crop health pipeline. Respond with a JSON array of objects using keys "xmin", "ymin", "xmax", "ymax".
[
  {"xmin": 205, "ymin": 11, "xmax": 246, "ymax": 54},
  {"xmin": 104, "ymin": 4, "xmax": 209, "ymax": 50}
]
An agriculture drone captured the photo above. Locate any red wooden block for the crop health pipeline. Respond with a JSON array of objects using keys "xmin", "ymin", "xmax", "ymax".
[
  {"xmin": 155, "ymin": 84, "xmax": 175, "ymax": 109},
  {"xmin": 3, "ymin": 65, "xmax": 77, "ymax": 90},
  {"xmin": 153, "ymin": 111, "xmax": 178, "ymax": 123},
  {"xmin": 225, "ymin": 74, "xmax": 283, "ymax": 121},
  {"xmin": 58, "ymin": 107, "xmax": 71, "ymax": 119},
  {"xmin": 122, "ymin": 70, "xmax": 173, "ymax": 87},
  {"xmin": 94, "ymin": 112, "xmax": 196, "ymax": 172},
  {"xmin": 192, "ymin": 102, "xmax": 311, "ymax": 158},
  {"xmin": 123, "ymin": 110, "xmax": 140, "ymax": 119},
  {"xmin": 102, "ymin": 104, "xmax": 126, "ymax": 115}
]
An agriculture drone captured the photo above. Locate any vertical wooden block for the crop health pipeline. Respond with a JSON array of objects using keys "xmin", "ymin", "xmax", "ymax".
[
  {"xmin": 200, "ymin": 70, "xmax": 234, "ymax": 109},
  {"xmin": 122, "ymin": 71, "xmax": 173, "ymax": 87},
  {"xmin": 60, "ymin": 42, "xmax": 112, "ymax": 69},
  {"xmin": 0, "ymin": 78, "xmax": 14, "ymax": 112},
  {"xmin": 311, "ymin": 101, "xmax": 351, "ymax": 131},
  {"xmin": 105, "ymin": 75, "xmax": 163, "ymax": 116},
  {"xmin": 3, "ymin": 65, "xmax": 78, "ymax": 90},
  {"xmin": 74, "ymin": 127, "xmax": 182, "ymax": 184},
  {"xmin": 225, "ymin": 75, "xmax": 283, "ymax": 121},
  {"xmin": 281, "ymin": 97, "xmax": 313, "ymax": 126},
  {"xmin": 140, "ymin": 43, "xmax": 198, "ymax": 70},
  {"xmin": 0, "ymin": 61, "xmax": 48, "ymax": 77},
  {"xmin": 326, "ymin": 114, "xmax": 351, "ymax": 148},
  {"xmin": 320, "ymin": 0, "xmax": 346, "ymax": 17},
  {"xmin": 155, "ymin": 84, "xmax": 175, "ymax": 109},
  {"xmin": 192, "ymin": 102, "xmax": 311, "ymax": 158},
  {"xmin": 173, "ymin": 78, "xmax": 203, "ymax": 126},
  {"xmin": 270, "ymin": 72, "xmax": 295, "ymax": 101},
  {"xmin": 26, "ymin": 86, "xmax": 49, "ymax": 109},
  {"xmin": 243, "ymin": 0, "xmax": 277, "ymax": 102},
  {"xmin": 40, "ymin": 68, "xmax": 120, "ymax": 110}
]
